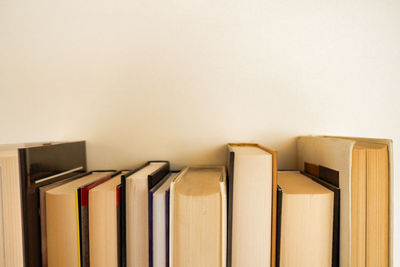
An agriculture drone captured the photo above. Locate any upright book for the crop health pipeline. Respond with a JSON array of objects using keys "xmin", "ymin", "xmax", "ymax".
[
  {"xmin": 149, "ymin": 171, "xmax": 180, "ymax": 267},
  {"xmin": 276, "ymin": 171, "xmax": 339, "ymax": 267},
  {"xmin": 169, "ymin": 166, "xmax": 227, "ymax": 267},
  {"xmin": 121, "ymin": 161, "xmax": 169, "ymax": 267},
  {"xmin": 0, "ymin": 141, "xmax": 86, "ymax": 267},
  {"xmin": 45, "ymin": 171, "xmax": 114, "ymax": 267},
  {"xmin": 89, "ymin": 171, "xmax": 127, "ymax": 267},
  {"xmin": 226, "ymin": 143, "xmax": 277, "ymax": 267},
  {"xmin": 297, "ymin": 136, "xmax": 392, "ymax": 267}
]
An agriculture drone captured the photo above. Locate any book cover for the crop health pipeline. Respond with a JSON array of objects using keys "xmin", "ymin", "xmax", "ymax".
[{"xmin": 18, "ymin": 141, "xmax": 87, "ymax": 267}]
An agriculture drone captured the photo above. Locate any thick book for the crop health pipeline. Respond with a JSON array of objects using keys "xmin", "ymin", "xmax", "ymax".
[
  {"xmin": 149, "ymin": 171, "xmax": 180, "ymax": 267},
  {"xmin": 226, "ymin": 143, "xmax": 277, "ymax": 267},
  {"xmin": 121, "ymin": 161, "xmax": 169, "ymax": 267},
  {"xmin": 45, "ymin": 171, "xmax": 114, "ymax": 267},
  {"xmin": 169, "ymin": 166, "xmax": 227, "ymax": 267},
  {"xmin": 276, "ymin": 171, "xmax": 336, "ymax": 267},
  {"xmin": 0, "ymin": 141, "xmax": 86, "ymax": 267},
  {"xmin": 78, "ymin": 171, "xmax": 118, "ymax": 267},
  {"xmin": 88, "ymin": 171, "xmax": 127, "ymax": 267},
  {"xmin": 297, "ymin": 136, "xmax": 392, "ymax": 267},
  {"xmin": 39, "ymin": 174, "xmax": 85, "ymax": 267}
]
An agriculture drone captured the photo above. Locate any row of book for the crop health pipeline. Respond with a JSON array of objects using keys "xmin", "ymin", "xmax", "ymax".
[{"xmin": 0, "ymin": 136, "xmax": 392, "ymax": 267}]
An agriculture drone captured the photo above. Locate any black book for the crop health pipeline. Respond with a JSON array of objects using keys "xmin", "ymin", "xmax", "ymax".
[{"xmin": 0, "ymin": 141, "xmax": 86, "ymax": 267}]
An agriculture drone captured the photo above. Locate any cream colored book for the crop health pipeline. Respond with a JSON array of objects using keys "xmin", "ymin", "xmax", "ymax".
[
  {"xmin": 278, "ymin": 171, "xmax": 334, "ymax": 267},
  {"xmin": 297, "ymin": 136, "xmax": 392, "ymax": 267},
  {"xmin": 125, "ymin": 162, "xmax": 169, "ymax": 267},
  {"xmin": 151, "ymin": 172, "xmax": 180, "ymax": 267},
  {"xmin": 170, "ymin": 166, "xmax": 227, "ymax": 267},
  {"xmin": 0, "ymin": 150, "xmax": 23, "ymax": 267},
  {"xmin": 46, "ymin": 171, "xmax": 113, "ymax": 267},
  {"xmin": 89, "ymin": 172, "xmax": 127, "ymax": 267},
  {"xmin": 227, "ymin": 143, "xmax": 277, "ymax": 267}
]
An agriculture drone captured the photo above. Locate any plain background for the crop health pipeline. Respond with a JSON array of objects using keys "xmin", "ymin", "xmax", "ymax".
[{"xmin": 1, "ymin": 0, "xmax": 399, "ymax": 264}]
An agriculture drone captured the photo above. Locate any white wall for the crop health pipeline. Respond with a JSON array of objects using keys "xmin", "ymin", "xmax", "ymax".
[{"xmin": 1, "ymin": 0, "xmax": 399, "ymax": 263}]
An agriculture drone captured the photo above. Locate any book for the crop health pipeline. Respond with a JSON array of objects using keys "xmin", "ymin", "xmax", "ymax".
[
  {"xmin": 116, "ymin": 184, "xmax": 122, "ymax": 267},
  {"xmin": 226, "ymin": 143, "xmax": 277, "ymax": 267},
  {"xmin": 297, "ymin": 136, "xmax": 392, "ymax": 267},
  {"xmin": 0, "ymin": 141, "xmax": 86, "ymax": 267},
  {"xmin": 169, "ymin": 166, "xmax": 227, "ymax": 267},
  {"xmin": 149, "ymin": 171, "xmax": 180, "ymax": 267},
  {"xmin": 45, "ymin": 171, "xmax": 114, "ymax": 267},
  {"xmin": 277, "ymin": 171, "xmax": 334, "ymax": 267},
  {"xmin": 122, "ymin": 161, "xmax": 169, "ymax": 267},
  {"xmin": 78, "ymin": 171, "xmax": 118, "ymax": 267},
  {"xmin": 89, "ymin": 171, "xmax": 128, "ymax": 267},
  {"xmin": 39, "ymin": 176, "xmax": 81, "ymax": 267}
]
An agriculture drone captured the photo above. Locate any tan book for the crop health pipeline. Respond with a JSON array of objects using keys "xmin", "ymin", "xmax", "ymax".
[
  {"xmin": 297, "ymin": 136, "xmax": 391, "ymax": 267},
  {"xmin": 352, "ymin": 142, "xmax": 389, "ymax": 267},
  {"xmin": 125, "ymin": 162, "xmax": 169, "ymax": 267},
  {"xmin": 46, "ymin": 171, "xmax": 113, "ymax": 267},
  {"xmin": 227, "ymin": 143, "xmax": 277, "ymax": 267},
  {"xmin": 89, "ymin": 172, "xmax": 126, "ymax": 267},
  {"xmin": 277, "ymin": 171, "xmax": 334, "ymax": 267},
  {"xmin": 170, "ymin": 166, "xmax": 227, "ymax": 267}
]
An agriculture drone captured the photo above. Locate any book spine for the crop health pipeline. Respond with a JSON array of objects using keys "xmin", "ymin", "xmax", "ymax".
[
  {"xmin": 165, "ymin": 189, "xmax": 170, "ymax": 267},
  {"xmin": 276, "ymin": 186, "xmax": 282, "ymax": 267},
  {"xmin": 149, "ymin": 191, "xmax": 154, "ymax": 267},
  {"xmin": 117, "ymin": 185, "xmax": 122, "ymax": 267},
  {"xmin": 226, "ymin": 151, "xmax": 234, "ymax": 267}
]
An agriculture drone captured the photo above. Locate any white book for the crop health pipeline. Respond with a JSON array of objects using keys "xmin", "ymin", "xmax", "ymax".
[
  {"xmin": 150, "ymin": 172, "xmax": 179, "ymax": 267},
  {"xmin": 125, "ymin": 162, "xmax": 168, "ymax": 267}
]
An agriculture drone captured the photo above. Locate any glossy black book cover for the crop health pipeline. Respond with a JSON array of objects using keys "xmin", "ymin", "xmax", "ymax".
[{"xmin": 19, "ymin": 141, "xmax": 87, "ymax": 267}]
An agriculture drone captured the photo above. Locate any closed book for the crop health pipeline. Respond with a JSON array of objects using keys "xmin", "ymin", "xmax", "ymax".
[
  {"xmin": 45, "ymin": 171, "xmax": 114, "ymax": 267},
  {"xmin": 170, "ymin": 166, "xmax": 227, "ymax": 267},
  {"xmin": 78, "ymin": 171, "xmax": 116, "ymax": 267},
  {"xmin": 297, "ymin": 136, "xmax": 392, "ymax": 267},
  {"xmin": 121, "ymin": 161, "xmax": 169, "ymax": 267},
  {"xmin": 227, "ymin": 143, "xmax": 277, "ymax": 267},
  {"xmin": 149, "ymin": 171, "xmax": 180, "ymax": 267},
  {"xmin": 89, "ymin": 171, "xmax": 127, "ymax": 267},
  {"xmin": 0, "ymin": 141, "xmax": 86, "ymax": 267},
  {"xmin": 277, "ymin": 171, "xmax": 335, "ymax": 267}
]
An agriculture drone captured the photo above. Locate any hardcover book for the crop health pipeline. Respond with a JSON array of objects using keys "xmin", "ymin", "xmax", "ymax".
[
  {"xmin": 121, "ymin": 161, "xmax": 169, "ymax": 267},
  {"xmin": 169, "ymin": 166, "xmax": 227, "ymax": 267},
  {"xmin": 0, "ymin": 141, "xmax": 86, "ymax": 267},
  {"xmin": 226, "ymin": 143, "xmax": 277, "ymax": 267},
  {"xmin": 297, "ymin": 136, "xmax": 392, "ymax": 267}
]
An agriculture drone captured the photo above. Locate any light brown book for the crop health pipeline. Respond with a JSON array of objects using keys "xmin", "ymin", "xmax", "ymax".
[
  {"xmin": 297, "ymin": 136, "xmax": 391, "ymax": 267},
  {"xmin": 125, "ymin": 162, "xmax": 168, "ymax": 267},
  {"xmin": 89, "ymin": 172, "xmax": 126, "ymax": 267},
  {"xmin": 46, "ymin": 171, "xmax": 113, "ymax": 267},
  {"xmin": 278, "ymin": 171, "xmax": 334, "ymax": 267},
  {"xmin": 352, "ymin": 142, "xmax": 389, "ymax": 267},
  {"xmin": 170, "ymin": 166, "xmax": 226, "ymax": 267},
  {"xmin": 227, "ymin": 143, "xmax": 277, "ymax": 267}
]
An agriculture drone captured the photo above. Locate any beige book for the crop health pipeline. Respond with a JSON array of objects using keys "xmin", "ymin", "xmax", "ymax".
[
  {"xmin": 278, "ymin": 171, "xmax": 334, "ymax": 267},
  {"xmin": 297, "ymin": 136, "xmax": 391, "ymax": 267},
  {"xmin": 152, "ymin": 172, "xmax": 179, "ymax": 267},
  {"xmin": 352, "ymin": 142, "xmax": 389, "ymax": 267},
  {"xmin": 227, "ymin": 144, "xmax": 276, "ymax": 267},
  {"xmin": 46, "ymin": 172, "xmax": 113, "ymax": 267},
  {"xmin": 125, "ymin": 162, "xmax": 168, "ymax": 267},
  {"xmin": 170, "ymin": 166, "xmax": 227, "ymax": 267},
  {"xmin": 0, "ymin": 150, "xmax": 24, "ymax": 267},
  {"xmin": 89, "ymin": 172, "xmax": 126, "ymax": 267}
]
